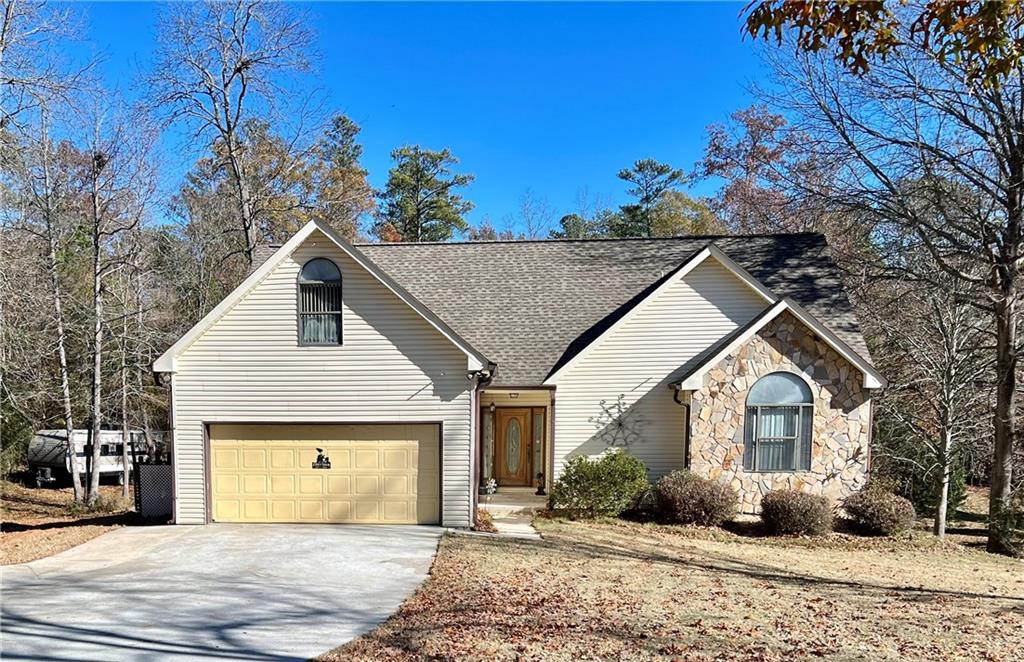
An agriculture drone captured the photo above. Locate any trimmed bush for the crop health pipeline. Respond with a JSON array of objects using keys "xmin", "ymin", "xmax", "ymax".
[
  {"xmin": 548, "ymin": 449, "xmax": 649, "ymax": 519},
  {"xmin": 844, "ymin": 487, "xmax": 916, "ymax": 535},
  {"xmin": 761, "ymin": 489, "xmax": 832, "ymax": 535},
  {"xmin": 655, "ymin": 470, "xmax": 738, "ymax": 526}
]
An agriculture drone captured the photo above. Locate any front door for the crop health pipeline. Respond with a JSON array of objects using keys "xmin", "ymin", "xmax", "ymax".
[{"xmin": 494, "ymin": 408, "xmax": 532, "ymax": 486}]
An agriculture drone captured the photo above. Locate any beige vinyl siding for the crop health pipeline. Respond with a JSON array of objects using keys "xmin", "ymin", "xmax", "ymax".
[
  {"xmin": 171, "ymin": 230, "xmax": 473, "ymax": 527},
  {"xmin": 550, "ymin": 259, "xmax": 767, "ymax": 480}
]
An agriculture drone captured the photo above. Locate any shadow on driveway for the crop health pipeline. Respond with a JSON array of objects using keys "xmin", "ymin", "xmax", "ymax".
[{"xmin": 1, "ymin": 524, "xmax": 441, "ymax": 661}]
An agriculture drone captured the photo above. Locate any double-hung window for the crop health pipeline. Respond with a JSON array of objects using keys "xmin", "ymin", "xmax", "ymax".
[
  {"xmin": 743, "ymin": 372, "xmax": 813, "ymax": 472},
  {"xmin": 298, "ymin": 258, "xmax": 342, "ymax": 345}
]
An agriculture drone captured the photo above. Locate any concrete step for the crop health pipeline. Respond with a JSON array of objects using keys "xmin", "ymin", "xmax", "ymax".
[{"xmin": 479, "ymin": 494, "xmax": 548, "ymax": 517}]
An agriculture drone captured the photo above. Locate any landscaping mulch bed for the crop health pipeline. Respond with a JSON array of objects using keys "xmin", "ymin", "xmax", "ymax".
[
  {"xmin": 1, "ymin": 479, "xmax": 134, "ymax": 565},
  {"xmin": 320, "ymin": 516, "xmax": 1024, "ymax": 661}
]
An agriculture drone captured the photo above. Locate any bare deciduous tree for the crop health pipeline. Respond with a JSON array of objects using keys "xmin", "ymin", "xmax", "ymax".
[
  {"xmin": 764, "ymin": 33, "xmax": 1023, "ymax": 552},
  {"xmin": 0, "ymin": 0, "xmax": 89, "ymax": 132},
  {"xmin": 871, "ymin": 267, "xmax": 991, "ymax": 538},
  {"xmin": 510, "ymin": 188, "xmax": 555, "ymax": 240},
  {"xmin": 150, "ymin": 0, "xmax": 316, "ymax": 265},
  {"xmin": 77, "ymin": 101, "xmax": 156, "ymax": 502}
]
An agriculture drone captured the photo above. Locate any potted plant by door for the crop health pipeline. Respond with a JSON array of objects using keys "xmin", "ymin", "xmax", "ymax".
[{"xmin": 479, "ymin": 478, "xmax": 497, "ymax": 504}]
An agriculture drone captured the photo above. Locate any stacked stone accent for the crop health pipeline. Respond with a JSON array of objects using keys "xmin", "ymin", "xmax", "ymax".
[{"xmin": 689, "ymin": 312, "xmax": 872, "ymax": 513}]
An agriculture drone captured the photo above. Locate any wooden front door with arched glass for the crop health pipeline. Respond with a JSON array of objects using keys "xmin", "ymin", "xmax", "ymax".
[{"xmin": 495, "ymin": 408, "xmax": 532, "ymax": 486}]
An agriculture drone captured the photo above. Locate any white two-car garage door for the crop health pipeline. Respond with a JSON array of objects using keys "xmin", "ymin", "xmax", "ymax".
[{"xmin": 209, "ymin": 423, "xmax": 440, "ymax": 524}]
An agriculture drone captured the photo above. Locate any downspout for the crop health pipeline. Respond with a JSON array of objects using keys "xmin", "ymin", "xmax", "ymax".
[
  {"xmin": 673, "ymin": 387, "xmax": 691, "ymax": 469},
  {"xmin": 468, "ymin": 365, "xmax": 495, "ymax": 529}
]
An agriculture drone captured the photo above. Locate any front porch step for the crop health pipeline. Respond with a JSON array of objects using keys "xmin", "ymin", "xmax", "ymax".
[{"xmin": 479, "ymin": 491, "xmax": 548, "ymax": 517}]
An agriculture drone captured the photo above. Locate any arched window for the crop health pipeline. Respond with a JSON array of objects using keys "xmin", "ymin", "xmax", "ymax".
[
  {"xmin": 743, "ymin": 372, "xmax": 813, "ymax": 472},
  {"xmin": 298, "ymin": 258, "xmax": 342, "ymax": 345}
]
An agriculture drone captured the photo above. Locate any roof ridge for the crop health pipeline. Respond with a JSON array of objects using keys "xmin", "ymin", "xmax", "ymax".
[{"xmin": 353, "ymin": 231, "xmax": 824, "ymax": 247}]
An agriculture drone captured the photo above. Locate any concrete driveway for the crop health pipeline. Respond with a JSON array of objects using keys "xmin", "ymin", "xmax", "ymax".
[{"xmin": 1, "ymin": 524, "xmax": 442, "ymax": 661}]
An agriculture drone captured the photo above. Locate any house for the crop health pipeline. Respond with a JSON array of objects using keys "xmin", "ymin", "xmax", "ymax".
[{"xmin": 153, "ymin": 220, "xmax": 884, "ymax": 527}]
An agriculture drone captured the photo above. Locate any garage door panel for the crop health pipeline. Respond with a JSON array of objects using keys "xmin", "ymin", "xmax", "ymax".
[
  {"xmin": 330, "ymin": 449, "xmax": 351, "ymax": 468},
  {"xmin": 383, "ymin": 475, "xmax": 409, "ymax": 496},
  {"xmin": 209, "ymin": 423, "xmax": 439, "ymax": 525},
  {"xmin": 215, "ymin": 500, "xmax": 240, "ymax": 520},
  {"xmin": 353, "ymin": 475, "xmax": 379, "ymax": 495},
  {"xmin": 327, "ymin": 500, "xmax": 352, "ymax": 520},
  {"xmin": 243, "ymin": 500, "xmax": 268, "ymax": 520},
  {"xmin": 271, "ymin": 475, "xmax": 295, "ymax": 494},
  {"xmin": 271, "ymin": 501, "xmax": 295, "ymax": 520},
  {"xmin": 299, "ymin": 500, "xmax": 324, "ymax": 520},
  {"xmin": 242, "ymin": 449, "xmax": 267, "ymax": 469},
  {"xmin": 270, "ymin": 450, "xmax": 294, "ymax": 469},
  {"xmin": 419, "ymin": 449, "xmax": 438, "ymax": 470},
  {"xmin": 215, "ymin": 475, "xmax": 239, "ymax": 494},
  {"xmin": 298, "ymin": 475, "xmax": 323, "ymax": 494},
  {"xmin": 243, "ymin": 475, "xmax": 267, "ymax": 494},
  {"xmin": 417, "ymin": 498, "xmax": 439, "ymax": 522},
  {"xmin": 326, "ymin": 475, "xmax": 351, "ymax": 495},
  {"xmin": 383, "ymin": 449, "xmax": 409, "ymax": 470},
  {"xmin": 214, "ymin": 449, "xmax": 239, "ymax": 469},
  {"xmin": 354, "ymin": 501, "xmax": 379, "ymax": 521},
  {"xmin": 354, "ymin": 450, "xmax": 378, "ymax": 469},
  {"xmin": 382, "ymin": 501, "xmax": 410, "ymax": 522}
]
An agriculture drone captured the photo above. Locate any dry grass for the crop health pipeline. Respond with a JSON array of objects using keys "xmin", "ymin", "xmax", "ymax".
[
  {"xmin": 323, "ymin": 514, "xmax": 1024, "ymax": 661},
  {"xmin": 1, "ymin": 479, "xmax": 133, "ymax": 565}
]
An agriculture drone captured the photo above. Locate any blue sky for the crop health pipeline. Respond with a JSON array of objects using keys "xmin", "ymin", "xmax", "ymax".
[{"xmin": 78, "ymin": 1, "xmax": 765, "ymax": 232}]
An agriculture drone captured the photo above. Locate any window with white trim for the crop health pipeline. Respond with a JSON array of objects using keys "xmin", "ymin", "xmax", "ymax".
[
  {"xmin": 298, "ymin": 258, "xmax": 342, "ymax": 345},
  {"xmin": 743, "ymin": 372, "xmax": 813, "ymax": 472}
]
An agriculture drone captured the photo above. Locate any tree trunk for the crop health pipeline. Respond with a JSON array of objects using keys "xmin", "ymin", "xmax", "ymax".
[
  {"xmin": 87, "ymin": 161, "xmax": 103, "ymax": 504},
  {"xmin": 224, "ymin": 135, "xmax": 257, "ymax": 265},
  {"xmin": 46, "ymin": 214, "xmax": 83, "ymax": 502},
  {"xmin": 120, "ymin": 316, "xmax": 130, "ymax": 499},
  {"xmin": 934, "ymin": 429, "xmax": 951, "ymax": 539},
  {"xmin": 989, "ymin": 294, "xmax": 1017, "ymax": 553},
  {"xmin": 40, "ymin": 112, "xmax": 84, "ymax": 502}
]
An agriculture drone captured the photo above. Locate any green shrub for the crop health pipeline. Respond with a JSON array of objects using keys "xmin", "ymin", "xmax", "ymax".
[
  {"xmin": 843, "ymin": 486, "xmax": 916, "ymax": 535},
  {"xmin": 761, "ymin": 489, "xmax": 833, "ymax": 536},
  {"xmin": 655, "ymin": 470, "xmax": 738, "ymax": 527},
  {"xmin": 548, "ymin": 449, "xmax": 649, "ymax": 519}
]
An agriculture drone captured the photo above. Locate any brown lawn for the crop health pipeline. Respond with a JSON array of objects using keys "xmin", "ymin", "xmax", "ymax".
[
  {"xmin": 1, "ymin": 479, "xmax": 133, "ymax": 565},
  {"xmin": 323, "ymin": 516, "xmax": 1024, "ymax": 661}
]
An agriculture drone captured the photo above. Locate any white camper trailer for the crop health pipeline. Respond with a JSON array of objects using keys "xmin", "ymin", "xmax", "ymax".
[{"xmin": 28, "ymin": 430, "xmax": 143, "ymax": 488}]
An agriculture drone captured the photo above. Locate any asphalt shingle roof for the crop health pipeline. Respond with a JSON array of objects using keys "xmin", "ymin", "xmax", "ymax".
[{"xmin": 339, "ymin": 233, "xmax": 870, "ymax": 386}]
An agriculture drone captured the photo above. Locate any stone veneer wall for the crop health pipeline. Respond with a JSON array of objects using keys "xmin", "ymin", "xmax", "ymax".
[{"xmin": 688, "ymin": 312, "xmax": 872, "ymax": 513}]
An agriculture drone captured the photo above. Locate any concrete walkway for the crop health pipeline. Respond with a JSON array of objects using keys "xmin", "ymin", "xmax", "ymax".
[
  {"xmin": 1, "ymin": 523, "xmax": 442, "ymax": 661},
  {"xmin": 478, "ymin": 490, "xmax": 544, "ymax": 540},
  {"xmin": 489, "ymin": 512, "xmax": 542, "ymax": 540}
]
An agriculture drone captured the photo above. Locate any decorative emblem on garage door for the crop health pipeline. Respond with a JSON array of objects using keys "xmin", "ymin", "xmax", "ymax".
[{"xmin": 311, "ymin": 448, "xmax": 331, "ymax": 469}]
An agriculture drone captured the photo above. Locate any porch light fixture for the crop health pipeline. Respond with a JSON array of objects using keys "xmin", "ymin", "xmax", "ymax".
[
  {"xmin": 509, "ymin": 393, "xmax": 519, "ymax": 399},
  {"xmin": 489, "ymin": 402, "xmax": 496, "ymax": 413}
]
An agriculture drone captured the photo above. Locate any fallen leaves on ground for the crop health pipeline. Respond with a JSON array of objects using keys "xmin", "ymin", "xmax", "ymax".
[
  {"xmin": 1, "ymin": 479, "xmax": 132, "ymax": 565},
  {"xmin": 320, "ymin": 518, "xmax": 1024, "ymax": 661}
]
